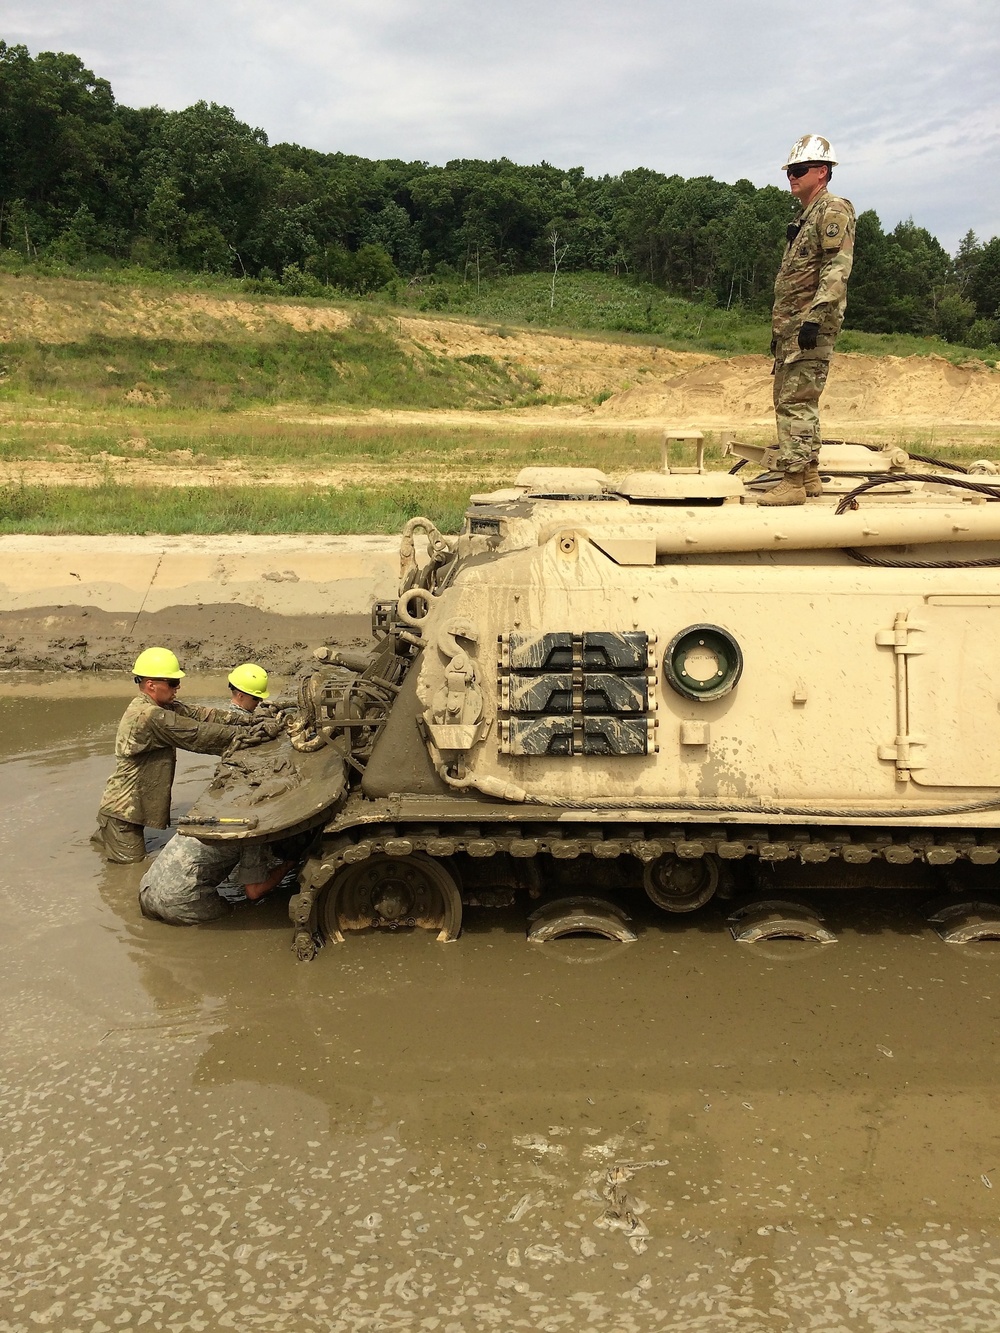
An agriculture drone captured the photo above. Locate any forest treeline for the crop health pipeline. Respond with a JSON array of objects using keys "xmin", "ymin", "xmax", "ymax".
[{"xmin": 2, "ymin": 40, "xmax": 999, "ymax": 347}]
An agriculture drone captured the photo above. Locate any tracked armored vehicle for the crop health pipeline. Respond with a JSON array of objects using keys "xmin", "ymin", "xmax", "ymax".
[{"xmin": 182, "ymin": 433, "xmax": 1000, "ymax": 957}]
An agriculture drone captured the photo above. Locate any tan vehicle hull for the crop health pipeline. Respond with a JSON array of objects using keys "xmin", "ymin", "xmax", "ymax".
[{"xmin": 185, "ymin": 439, "xmax": 1000, "ymax": 954}]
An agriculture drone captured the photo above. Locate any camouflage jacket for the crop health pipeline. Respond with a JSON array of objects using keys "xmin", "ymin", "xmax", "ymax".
[
  {"xmin": 772, "ymin": 188, "xmax": 855, "ymax": 358},
  {"xmin": 98, "ymin": 695, "xmax": 248, "ymax": 829}
]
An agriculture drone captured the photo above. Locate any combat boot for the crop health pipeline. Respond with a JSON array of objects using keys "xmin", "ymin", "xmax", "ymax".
[
  {"xmin": 759, "ymin": 471, "xmax": 807, "ymax": 506},
  {"xmin": 802, "ymin": 463, "xmax": 822, "ymax": 497}
]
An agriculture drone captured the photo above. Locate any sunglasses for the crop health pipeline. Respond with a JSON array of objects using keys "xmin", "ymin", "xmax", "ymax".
[
  {"xmin": 786, "ymin": 163, "xmax": 818, "ymax": 179},
  {"xmin": 154, "ymin": 678, "xmax": 181, "ymax": 688}
]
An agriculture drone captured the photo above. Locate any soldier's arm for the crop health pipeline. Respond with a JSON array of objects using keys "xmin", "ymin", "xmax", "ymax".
[
  {"xmin": 143, "ymin": 706, "xmax": 244, "ymax": 755},
  {"xmin": 235, "ymin": 843, "xmax": 295, "ymax": 901},
  {"xmin": 807, "ymin": 205, "xmax": 855, "ymax": 322},
  {"xmin": 175, "ymin": 701, "xmax": 255, "ymax": 727}
]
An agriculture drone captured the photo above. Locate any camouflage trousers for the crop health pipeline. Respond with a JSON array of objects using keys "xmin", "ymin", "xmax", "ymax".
[
  {"xmin": 92, "ymin": 813, "xmax": 146, "ymax": 863},
  {"xmin": 139, "ymin": 835, "xmax": 280, "ymax": 926},
  {"xmin": 773, "ymin": 355, "xmax": 830, "ymax": 471}
]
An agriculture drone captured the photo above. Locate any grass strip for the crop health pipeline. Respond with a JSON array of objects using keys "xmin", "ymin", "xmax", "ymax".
[
  {"xmin": 0, "ymin": 481, "xmax": 472, "ymax": 536},
  {"xmin": 3, "ymin": 421, "xmax": 998, "ymax": 474},
  {"xmin": 0, "ymin": 422, "xmax": 662, "ymax": 469}
]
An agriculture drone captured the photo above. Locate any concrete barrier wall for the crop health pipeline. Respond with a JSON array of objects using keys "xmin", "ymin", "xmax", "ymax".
[{"xmin": 0, "ymin": 535, "xmax": 402, "ymax": 617}]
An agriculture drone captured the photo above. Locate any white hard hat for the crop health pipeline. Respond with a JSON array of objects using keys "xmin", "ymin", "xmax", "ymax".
[{"xmin": 782, "ymin": 135, "xmax": 838, "ymax": 169}]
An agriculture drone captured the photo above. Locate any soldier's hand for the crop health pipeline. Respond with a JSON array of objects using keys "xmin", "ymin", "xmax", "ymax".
[
  {"xmin": 797, "ymin": 321, "xmax": 820, "ymax": 351},
  {"xmin": 239, "ymin": 717, "xmax": 285, "ymax": 747}
]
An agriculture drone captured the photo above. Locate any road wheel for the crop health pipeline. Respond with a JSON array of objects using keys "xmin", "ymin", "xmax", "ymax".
[
  {"xmin": 643, "ymin": 853, "xmax": 719, "ymax": 913},
  {"xmin": 321, "ymin": 852, "xmax": 462, "ymax": 942}
]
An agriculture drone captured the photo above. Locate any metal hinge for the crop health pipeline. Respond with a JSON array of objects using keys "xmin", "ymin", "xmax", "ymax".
[{"xmin": 876, "ymin": 611, "xmax": 926, "ymax": 778}]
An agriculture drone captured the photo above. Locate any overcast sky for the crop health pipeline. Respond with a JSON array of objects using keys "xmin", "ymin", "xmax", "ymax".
[{"xmin": 6, "ymin": 0, "xmax": 999, "ymax": 252}]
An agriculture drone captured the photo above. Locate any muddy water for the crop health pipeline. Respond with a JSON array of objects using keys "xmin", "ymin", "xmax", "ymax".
[{"xmin": 4, "ymin": 680, "xmax": 1000, "ymax": 1331}]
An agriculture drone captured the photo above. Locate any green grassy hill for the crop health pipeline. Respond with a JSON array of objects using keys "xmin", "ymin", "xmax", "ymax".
[
  {"xmin": 4, "ymin": 258, "xmax": 995, "ymax": 366},
  {"xmin": 391, "ymin": 270, "xmax": 997, "ymax": 364}
]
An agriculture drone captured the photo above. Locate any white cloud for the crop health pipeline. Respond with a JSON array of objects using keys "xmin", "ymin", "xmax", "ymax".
[{"xmin": 4, "ymin": 0, "xmax": 999, "ymax": 249}]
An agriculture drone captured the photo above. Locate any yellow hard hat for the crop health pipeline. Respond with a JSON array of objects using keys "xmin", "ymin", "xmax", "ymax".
[
  {"xmin": 132, "ymin": 647, "xmax": 185, "ymax": 679},
  {"xmin": 228, "ymin": 662, "xmax": 269, "ymax": 699}
]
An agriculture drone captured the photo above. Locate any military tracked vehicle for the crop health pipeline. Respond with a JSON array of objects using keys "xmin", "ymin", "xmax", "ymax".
[{"xmin": 182, "ymin": 433, "xmax": 1000, "ymax": 957}]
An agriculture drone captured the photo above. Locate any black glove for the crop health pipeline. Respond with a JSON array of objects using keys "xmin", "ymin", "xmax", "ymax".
[
  {"xmin": 797, "ymin": 321, "xmax": 820, "ymax": 351},
  {"xmin": 769, "ymin": 337, "xmax": 777, "ymax": 358}
]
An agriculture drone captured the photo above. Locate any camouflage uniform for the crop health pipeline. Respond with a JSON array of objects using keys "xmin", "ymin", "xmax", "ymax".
[
  {"xmin": 772, "ymin": 187, "xmax": 855, "ymax": 470},
  {"xmin": 94, "ymin": 696, "xmax": 249, "ymax": 863},
  {"xmin": 139, "ymin": 834, "xmax": 282, "ymax": 925}
]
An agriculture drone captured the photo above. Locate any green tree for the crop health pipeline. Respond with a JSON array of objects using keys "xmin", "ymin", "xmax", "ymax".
[
  {"xmin": 970, "ymin": 237, "xmax": 1000, "ymax": 320},
  {"xmin": 720, "ymin": 199, "xmax": 765, "ymax": 308},
  {"xmin": 137, "ymin": 100, "xmax": 271, "ymax": 269},
  {"xmin": 364, "ymin": 202, "xmax": 420, "ymax": 273},
  {"xmin": 845, "ymin": 210, "xmax": 894, "ymax": 331},
  {"xmin": 0, "ymin": 42, "xmax": 138, "ymax": 253},
  {"xmin": 934, "ymin": 293, "xmax": 976, "ymax": 343},
  {"xmin": 352, "ymin": 243, "xmax": 397, "ymax": 293},
  {"xmin": 953, "ymin": 229, "xmax": 983, "ymax": 297}
]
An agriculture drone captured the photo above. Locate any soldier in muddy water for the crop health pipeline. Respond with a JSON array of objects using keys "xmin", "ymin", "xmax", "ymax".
[
  {"xmin": 138, "ymin": 831, "xmax": 300, "ymax": 925},
  {"xmin": 762, "ymin": 134, "xmax": 856, "ymax": 507},
  {"xmin": 226, "ymin": 661, "xmax": 270, "ymax": 715},
  {"xmin": 92, "ymin": 647, "xmax": 276, "ymax": 864}
]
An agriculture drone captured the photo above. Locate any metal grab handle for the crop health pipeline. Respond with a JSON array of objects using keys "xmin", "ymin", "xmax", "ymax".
[{"xmin": 661, "ymin": 429, "xmax": 706, "ymax": 475}]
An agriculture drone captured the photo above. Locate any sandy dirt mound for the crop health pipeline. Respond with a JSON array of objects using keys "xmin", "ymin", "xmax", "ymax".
[
  {"xmin": 598, "ymin": 352, "xmax": 1000, "ymax": 429},
  {"xmin": 393, "ymin": 315, "xmax": 709, "ymax": 400},
  {"xmin": 0, "ymin": 275, "xmax": 355, "ymax": 343},
  {"xmin": 3, "ymin": 273, "xmax": 999, "ymax": 436},
  {"xmin": 0, "ymin": 274, "xmax": 710, "ymax": 400}
]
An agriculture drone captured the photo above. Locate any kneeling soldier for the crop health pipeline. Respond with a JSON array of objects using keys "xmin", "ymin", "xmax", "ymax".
[{"xmin": 138, "ymin": 834, "xmax": 295, "ymax": 925}]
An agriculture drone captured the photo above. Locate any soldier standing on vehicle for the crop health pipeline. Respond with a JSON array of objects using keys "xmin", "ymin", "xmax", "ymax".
[
  {"xmin": 93, "ymin": 647, "xmax": 260, "ymax": 864},
  {"xmin": 761, "ymin": 135, "xmax": 856, "ymax": 507}
]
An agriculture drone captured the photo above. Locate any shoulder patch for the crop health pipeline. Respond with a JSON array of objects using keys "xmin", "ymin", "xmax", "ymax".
[{"xmin": 825, "ymin": 221, "xmax": 841, "ymax": 238}]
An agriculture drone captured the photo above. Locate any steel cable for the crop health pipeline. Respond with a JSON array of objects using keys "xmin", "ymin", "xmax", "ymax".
[{"xmin": 835, "ymin": 471, "xmax": 1000, "ymax": 567}]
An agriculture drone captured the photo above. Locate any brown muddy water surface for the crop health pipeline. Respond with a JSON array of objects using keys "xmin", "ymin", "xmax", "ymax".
[{"xmin": 4, "ymin": 676, "xmax": 1000, "ymax": 1331}]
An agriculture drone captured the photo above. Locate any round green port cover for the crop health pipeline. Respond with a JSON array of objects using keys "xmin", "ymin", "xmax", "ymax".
[{"xmin": 664, "ymin": 623, "xmax": 744, "ymax": 702}]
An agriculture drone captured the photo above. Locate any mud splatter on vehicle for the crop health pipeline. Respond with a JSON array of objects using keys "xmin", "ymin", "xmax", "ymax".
[{"xmin": 179, "ymin": 434, "xmax": 1000, "ymax": 957}]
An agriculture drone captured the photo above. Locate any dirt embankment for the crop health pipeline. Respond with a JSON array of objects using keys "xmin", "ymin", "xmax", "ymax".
[
  {"xmin": 0, "ymin": 275, "xmax": 356, "ymax": 343},
  {"xmin": 0, "ymin": 272, "xmax": 709, "ymax": 404},
  {"xmin": 0, "ymin": 602, "xmax": 370, "ymax": 674},
  {"xmin": 3, "ymin": 274, "xmax": 1000, "ymax": 439},
  {"xmin": 2, "ymin": 274, "xmax": 999, "ymax": 492},
  {"xmin": 596, "ymin": 351, "xmax": 1000, "ymax": 432},
  {"xmin": 0, "ymin": 534, "xmax": 398, "ymax": 672},
  {"xmin": 391, "ymin": 312, "xmax": 709, "ymax": 401}
]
